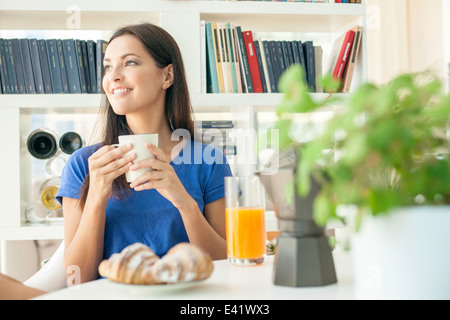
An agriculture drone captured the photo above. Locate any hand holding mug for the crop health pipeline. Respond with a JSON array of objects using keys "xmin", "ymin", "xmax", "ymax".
[
  {"xmin": 129, "ymin": 143, "xmax": 192, "ymax": 210},
  {"xmin": 88, "ymin": 143, "xmax": 136, "ymax": 201}
]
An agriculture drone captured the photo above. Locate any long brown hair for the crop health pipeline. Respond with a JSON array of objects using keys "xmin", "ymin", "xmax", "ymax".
[{"xmin": 78, "ymin": 23, "xmax": 195, "ymax": 209}]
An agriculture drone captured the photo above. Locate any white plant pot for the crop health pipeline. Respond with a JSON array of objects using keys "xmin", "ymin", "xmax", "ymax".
[{"xmin": 351, "ymin": 206, "xmax": 450, "ymax": 299}]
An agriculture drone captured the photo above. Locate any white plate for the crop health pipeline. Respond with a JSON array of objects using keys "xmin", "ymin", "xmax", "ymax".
[{"xmin": 108, "ymin": 279, "xmax": 205, "ymax": 295}]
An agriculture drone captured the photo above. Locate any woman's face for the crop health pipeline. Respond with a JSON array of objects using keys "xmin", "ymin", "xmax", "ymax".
[{"xmin": 102, "ymin": 34, "xmax": 170, "ymax": 116}]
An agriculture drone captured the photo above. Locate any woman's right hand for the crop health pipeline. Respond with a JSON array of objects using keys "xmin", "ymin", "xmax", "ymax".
[{"xmin": 87, "ymin": 143, "xmax": 136, "ymax": 201}]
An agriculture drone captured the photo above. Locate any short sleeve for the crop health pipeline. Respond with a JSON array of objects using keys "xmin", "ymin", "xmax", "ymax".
[
  {"xmin": 203, "ymin": 147, "xmax": 233, "ymax": 205},
  {"xmin": 55, "ymin": 144, "xmax": 99, "ymax": 205}
]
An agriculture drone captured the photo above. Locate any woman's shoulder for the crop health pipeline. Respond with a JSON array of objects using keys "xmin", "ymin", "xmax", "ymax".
[{"xmin": 66, "ymin": 142, "xmax": 102, "ymax": 165}]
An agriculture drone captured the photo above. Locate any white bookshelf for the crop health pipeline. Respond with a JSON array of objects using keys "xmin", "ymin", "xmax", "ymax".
[{"xmin": 0, "ymin": 0, "xmax": 367, "ymax": 240}]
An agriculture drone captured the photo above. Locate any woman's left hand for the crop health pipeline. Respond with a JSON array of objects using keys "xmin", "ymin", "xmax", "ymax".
[{"xmin": 129, "ymin": 143, "xmax": 193, "ymax": 210}]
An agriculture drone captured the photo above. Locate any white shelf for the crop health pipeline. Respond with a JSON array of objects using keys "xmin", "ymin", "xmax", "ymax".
[
  {"xmin": 0, "ymin": 93, "xmax": 346, "ymax": 113},
  {"xmin": 0, "ymin": 94, "xmax": 100, "ymax": 114},
  {"xmin": 0, "ymin": 0, "xmax": 365, "ymax": 15},
  {"xmin": 0, "ymin": 223, "xmax": 64, "ymax": 240}
]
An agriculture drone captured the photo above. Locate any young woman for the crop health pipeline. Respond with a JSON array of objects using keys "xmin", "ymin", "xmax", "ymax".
[{"xmin": 56, "ymin": 23, "xmax": 232, "ymax": 283}]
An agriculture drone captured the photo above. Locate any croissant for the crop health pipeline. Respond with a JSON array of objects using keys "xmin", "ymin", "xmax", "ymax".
[
  {"xmin": 150, "ymin": 243, "xmax": 214, "ymax": 284},
  {"xmin": 98, "ymin": 243, "xmax": 160, "ymax": 284},
  {"xmin": 98, "ymin": 242, "xmax": 214, "ymax": 285}
]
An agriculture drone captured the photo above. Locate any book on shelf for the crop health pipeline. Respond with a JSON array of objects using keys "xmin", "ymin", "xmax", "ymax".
[
  {"xmin": 205, "ymin": 22, "xmax": 220, "ymax": 94},
  {"xmin": 37, "ymin": 39, "xmax": 52, "ymax": 93},
  {"xmin": 331, "ymin": 28, "xmax": 356, "ymax": 82},
  {"xmin": 19, "ymin": 39, "xmax": 36, "ymax": 94},
  {"xmin": 314, "ymin": 45, "xmax": 324, "ymax": 93},
  {"xmin": 226, "ymin": 23, "xmax": 239, "ymax": 93},
  {"xmin": 341, "ymin": 25, "xmax": 363, "ymax": 93},
  {"xmin": 56, "ymin": 39, "xmax": 70, "ymax": 93},
  {"xmin": 96, "ymin": 40, "xmax": 107, "ymax": 94},
  {"xmin": 200, "ymin": 20, "xmax": 207, "ymax": 94},
  {"xmin": 29, "ymin": 39, "xmax": 45, "ymax": 94},
  {"xmin": 327, "ymin": 25, "xmax": 363, "ymax": 92},
  {"xmin": 242, "ymin": 30, "xmax": 263, "ymax": 93},
  {"xmin": 213, "ymin": 23, "xmax": 225, "ymax": 93},
  {"xmin": 74, "ymin": 40, "xmax": 87, "ymax": 93},
  {"xmin": 303, "ymin": 41, "xmax": 316, "ymax": 92},
  {"xmin": 46, "ymin": 39, "xmax": 64, "ymax": 93},
  {"xmin": 195, "ymin": 120, "xmax": 234, "ymax": 129},
  {"xmin": 0, "ymin": 37, "xmax": 107, "ymax": 95},
  {"xmin": 235, "ymin": 26, "xmax": 253, "ymax": 93}
]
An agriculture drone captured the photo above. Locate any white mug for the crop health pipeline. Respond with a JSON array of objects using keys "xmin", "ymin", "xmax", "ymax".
[{"xmin": 113, "ymin": 133, "xmax": 159, "ymax": 183}]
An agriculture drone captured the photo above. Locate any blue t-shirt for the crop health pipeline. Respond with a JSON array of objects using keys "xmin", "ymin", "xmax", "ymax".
[{"xmin": 56, "ymin": 139, "xmax": 232, "ymax": 259}]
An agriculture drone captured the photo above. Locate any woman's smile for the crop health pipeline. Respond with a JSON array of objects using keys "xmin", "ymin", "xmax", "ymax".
[{"xmin": 111, "ymin": 87, "xmax": 134, "ymax": 97}]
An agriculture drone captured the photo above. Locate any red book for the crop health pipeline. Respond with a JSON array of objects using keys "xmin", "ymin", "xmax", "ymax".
[
  {"xmin": 332, "ymin": 29, "xmax": 356, "ymax": 80},
  {"xmin": 242, "ymin": 30, "xmax": 263, "ymax": 93}
]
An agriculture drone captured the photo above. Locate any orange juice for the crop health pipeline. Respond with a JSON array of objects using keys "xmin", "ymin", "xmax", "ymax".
[{"xmin": 225, "ymin": 207, "xmax": 266, "ymax": 262}]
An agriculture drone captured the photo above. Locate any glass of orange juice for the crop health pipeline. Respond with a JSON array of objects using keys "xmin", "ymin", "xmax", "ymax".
[{"xmin": 225, "ymin": 176, "xmax": 266, "ymax": 266}]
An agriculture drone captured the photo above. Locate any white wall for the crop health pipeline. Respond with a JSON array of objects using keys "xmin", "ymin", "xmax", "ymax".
[{"xmin": 366, "ymin": 0, "xmax": 446, "ymax": 84}]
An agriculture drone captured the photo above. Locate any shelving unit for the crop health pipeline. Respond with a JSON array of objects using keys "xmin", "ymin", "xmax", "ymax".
[{"xmin": 0, "ymin": 0, "xmax": 367, "ymax": 240}]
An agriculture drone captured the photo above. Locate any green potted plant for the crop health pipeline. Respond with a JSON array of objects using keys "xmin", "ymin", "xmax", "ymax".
[{"xmin": 273, "ymin": 65, "xmax": 450, "ymax": 299}]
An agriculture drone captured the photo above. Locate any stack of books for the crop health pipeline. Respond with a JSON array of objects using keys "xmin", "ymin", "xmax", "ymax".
[
  {"xmin": 202, "ymin": 21, "xmax": 323, "ymax": 94},
  {"xmin": 195, "ymin": 120, "xmax": 236, "ymax": 157},
  {"xmin": 328, "ymin": 25, "xmax": 363, "ymax": 93},
  {"xmin": 0, "ymin": 38, "xmax": 107, "ymax": 94},
  {"xmin": 202, "ymin": 21, "xmax": 363, "ymax": 94}
]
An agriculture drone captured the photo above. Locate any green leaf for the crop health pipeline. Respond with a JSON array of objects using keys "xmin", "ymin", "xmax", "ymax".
[{"xmin": 313, "ymin": 191, "xmax": 336, "ymax": 227}]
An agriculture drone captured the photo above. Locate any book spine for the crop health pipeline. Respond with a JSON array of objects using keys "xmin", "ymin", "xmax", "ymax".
[
  {"xmin": 262, "ymin": 40, "xmax": 276, "ymax": 93},
  {"xmin": 37, "ymin": 39, "xmax": 52, "ymax": 93},
  {"xmin": 11, "ymin": 39, "xmax": 26, "ymax": 94},
  {"xmin": 269, "ymin": 41, "xmax": 281, "ymax": 92},
  {"xmin": 286, "ymin": 41, "xmax": 294, "ymax": 68},
  {"xmin": 231, "ymin": 24, "xmax": 243, "ymax": 93},
  {"xmin": 254, "ymin": 40, "xmax": 267, "ymax": 93},
  {"xmin": 276, "ymin": 41, "xmax": 286, "ymax": 78},
  {"xmin": 212, "ymin": 23, "xmax": 225, "ymax": 93},
  {"xmin": 80, "ymin": 40, "xmax": 91, "ymax": 93},
  {"xmin": 96, "ymin": 40, "xmax": 107, "ymax": 93},
  {"xmin": 0, "ymin": 39, "xmax": 6, "ymax": 94},
  {"xmin": 222, "ymin": 23, "xmax": 234, "ymax": 93},
  {"xmin": 296, "ymin": 41, "xmax": 308, "ymax": 84},
  {"xmin": 46, "ymin": 39, "xmax": 63, "ymax": 93},
  {"xmin": 218, "ymin": 23, "xmax": 231, "ymax": 93},
  {"xmin": 62, "ymin": 39, "xmax": 81, "ymax": 94},
  {"xmin": 19, "ymin": 38, "xmax": 36, "ymax": 94},
  {"xmin": 341, "ymin": 26, "xmax": 362, "ymax": 92},
  {"xmin": 86, "ymin": 40, "xmax": 97, "ymax": 93},
  {"xmin": 280, "ymin": 41, "xmax": 291, "ymax": 71},
  {"xmin": 303, "ymin": 41, "xmax": 316, "ymax": 92},
  {"xmin": 29, "ymin": 39, "xmax": 44, "ymax": 94},
  {"xmin": 291, "ymin": 41, "xmax": 299, "ymax": 65},
  {"xmin": 243, "ymin": 30, "xmax": 262, "ymax": 93},
  {"xmin": 56, "ymin": 39, "xmax": 70, "ymax": 93},
  {"xmin": 332, "ymin": 30, "xmax": 356, "ymax": 80},
  {"xmin": 314, "ymin": 45, "xmax": 323, "ymax": 93},
  {"xmin": 236, "ymin": 26, "xmax": 253, "ymax": 93},
  {"xmin": 205, "ymin": 23, "xmax": 220, "ymax": 93},
  {"xmin": 226, "ymin": 23, "xmax": 238, "ymax": 93},
  {"xmin": 74, "ymin": 40, "xmax": 87, "ymax": 93},
  {"xmin": 200, "ymin": 20, "xmax": 207, "ymax": 94},
  {"xmin": 5, "ymin": 39, "xmax": 19, "ymax": 93}
]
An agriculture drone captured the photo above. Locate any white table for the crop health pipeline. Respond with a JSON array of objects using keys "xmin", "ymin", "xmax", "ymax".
[{"xmin": 36, "ymin": 251, "xmax": 354, "ymax": 300}]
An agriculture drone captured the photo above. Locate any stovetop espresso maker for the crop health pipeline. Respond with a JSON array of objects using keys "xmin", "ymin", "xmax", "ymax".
[{"xmin": 257, "ymin": 147, "xmax": 337, "ymax": 287}]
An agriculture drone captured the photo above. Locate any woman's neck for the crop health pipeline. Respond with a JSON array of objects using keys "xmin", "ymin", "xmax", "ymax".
[{"xmin": 126, "ymin": 111, "xmax": 181, "ymax": 160}]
